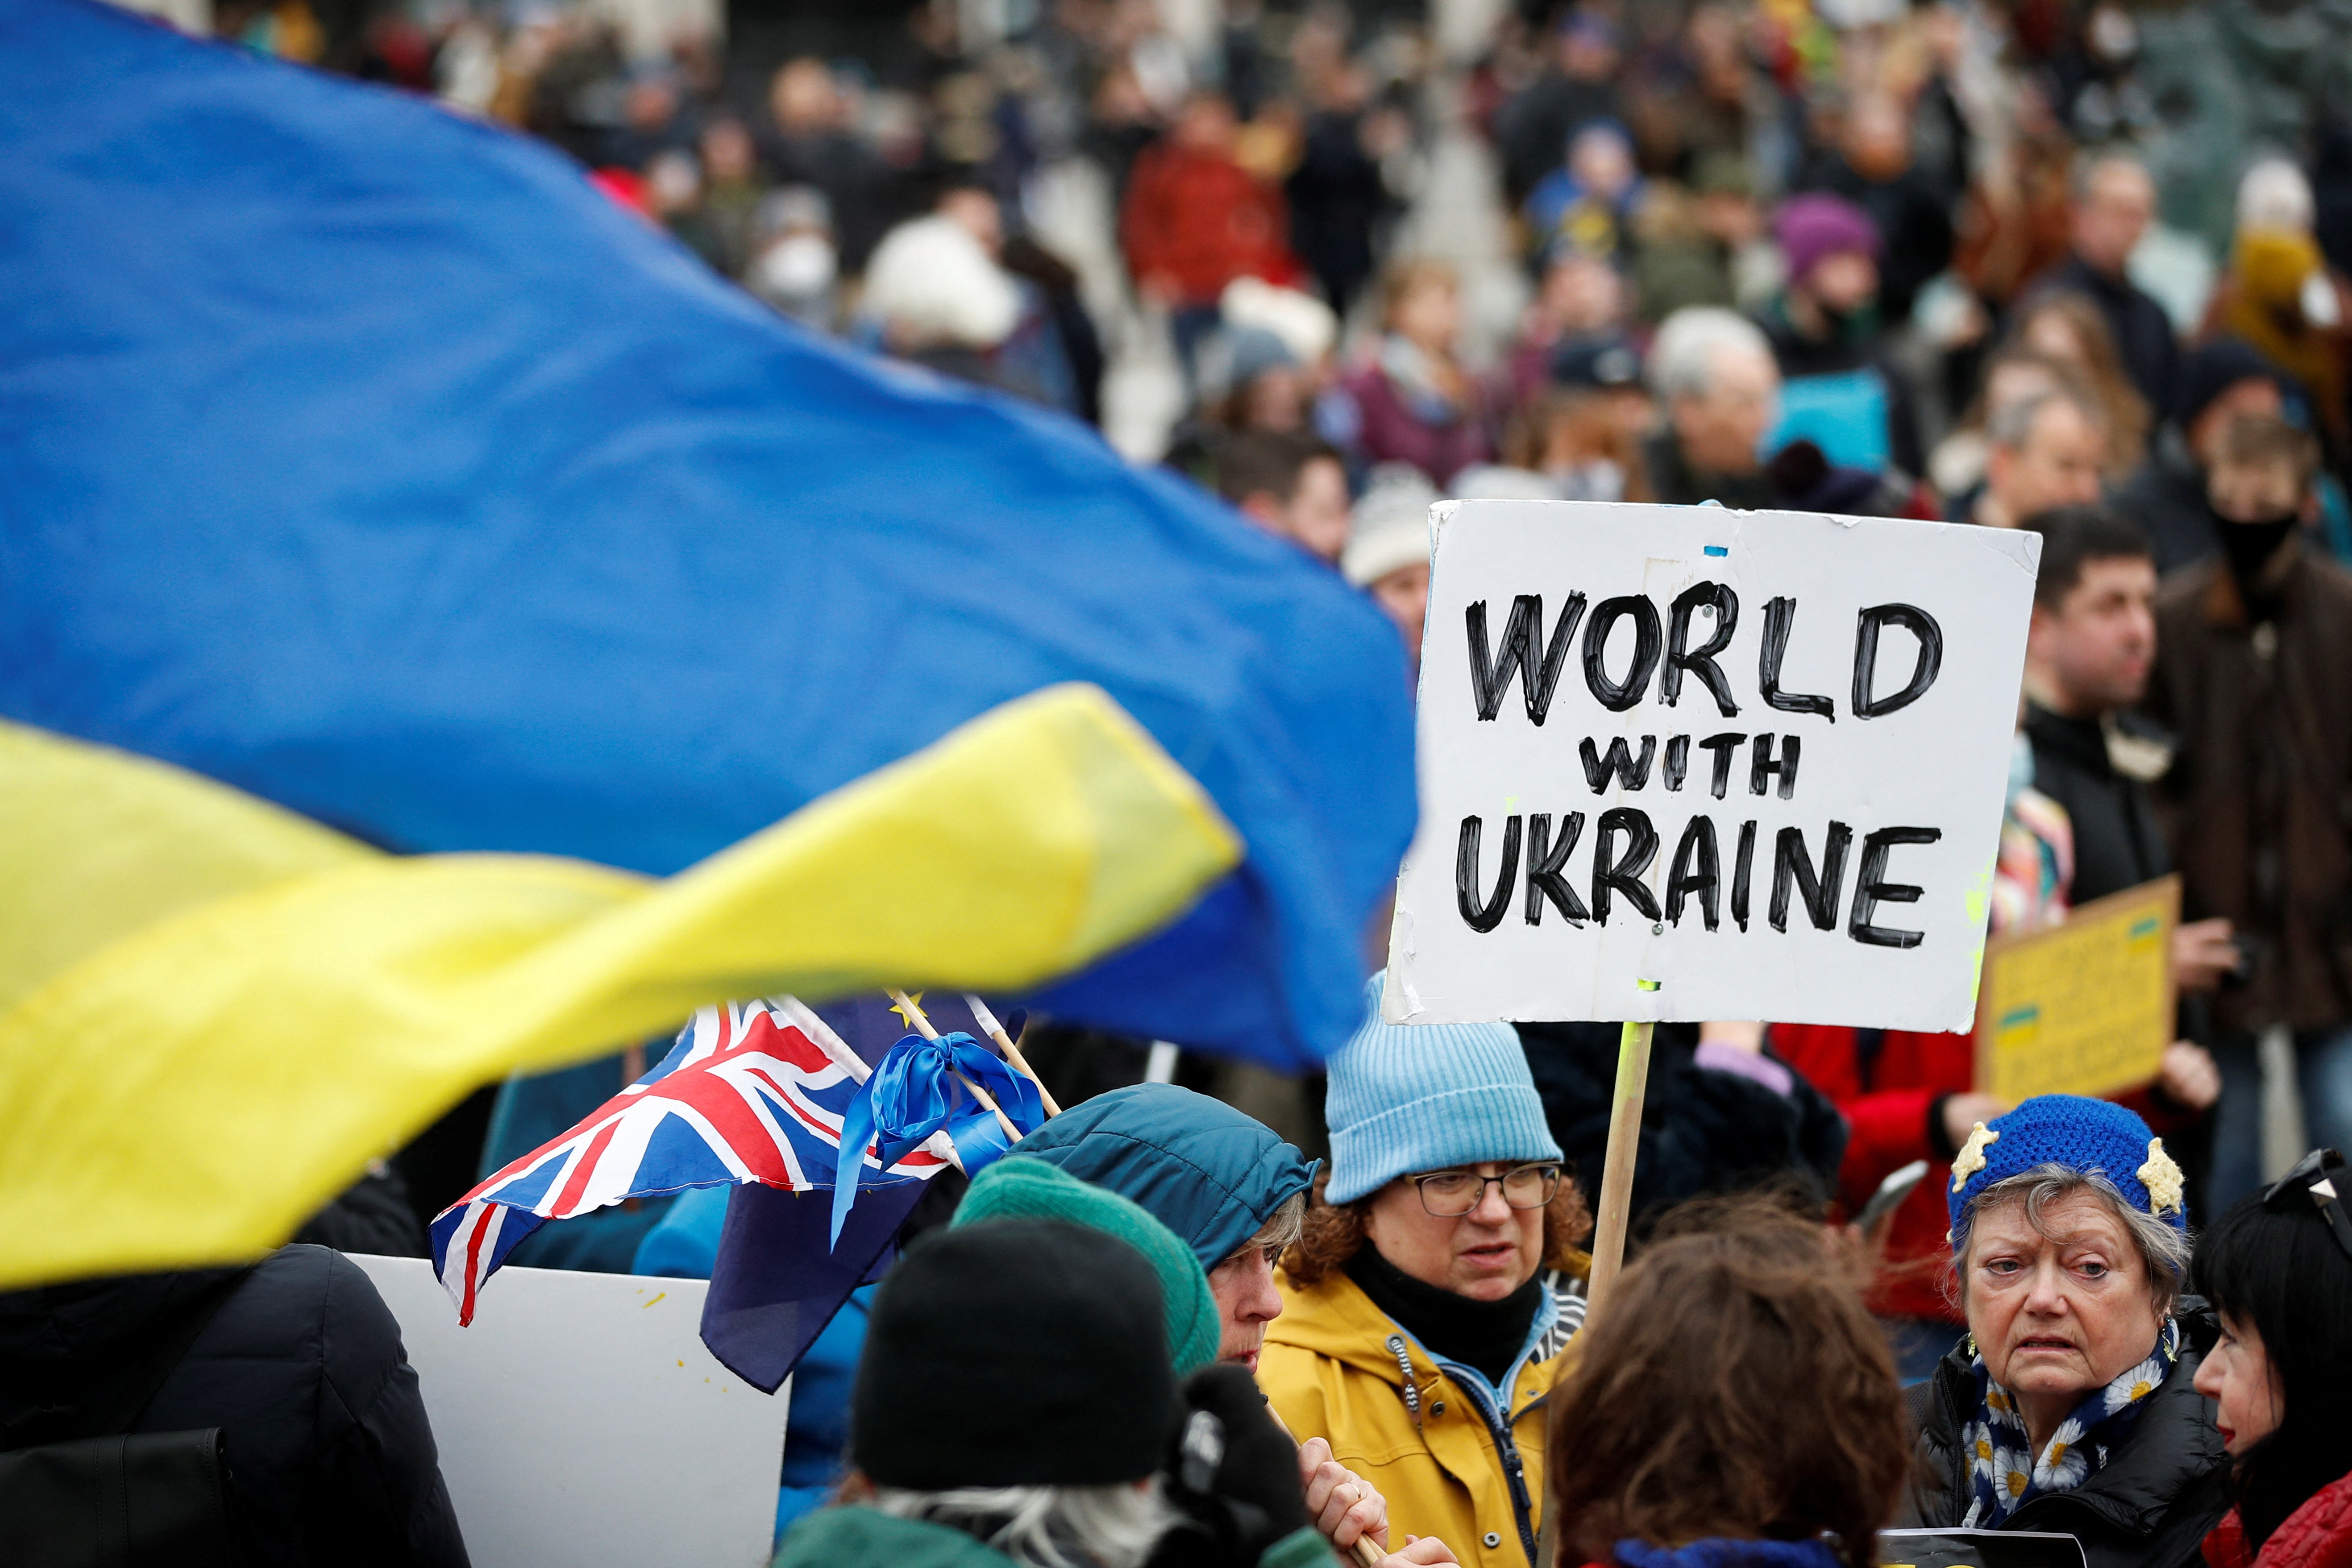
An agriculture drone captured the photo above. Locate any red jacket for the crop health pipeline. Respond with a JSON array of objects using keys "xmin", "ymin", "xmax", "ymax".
[
  {"xmin": 1119, "ymin": 143, "xmax": 1297, "ymax": 307},
  {"xmin": 2207, "ymin": 1473, "xmax": 2352, "ymax": 1568},
  {"xmin": 1770, "ymin": 1024, "xmax": 2194, "ymax": 1322},
  {"xmin": 1771, "ymin": 1024, "xmax": 1975, "ymax": 1320}
]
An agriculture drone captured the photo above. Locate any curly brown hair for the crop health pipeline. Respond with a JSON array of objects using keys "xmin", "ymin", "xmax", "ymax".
[
  {"xmin": 1280, "ymin": 1166, "xmax": 1593, "ymax": 1286},
  {"xmin": 1547, "ymin": 1199, "xmax": 1908, "ymax": 1568}
]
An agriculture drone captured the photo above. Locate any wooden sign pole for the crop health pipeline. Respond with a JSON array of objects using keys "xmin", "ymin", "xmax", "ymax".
[{"xmin": 1582, "ymin": 1017, "xmax": 1655, "ymax": 1323}]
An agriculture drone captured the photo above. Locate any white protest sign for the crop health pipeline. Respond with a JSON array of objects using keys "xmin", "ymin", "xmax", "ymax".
[
  {"xmin": 1384, "ymin": 499, "xmax": 2039, "ymax": 1032},
  {"xmin": 353, "ymin": 1255, "xmax": 788, "ymax": 1568}
]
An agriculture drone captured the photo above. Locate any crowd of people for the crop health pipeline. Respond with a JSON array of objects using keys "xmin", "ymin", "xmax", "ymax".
[
  {"xmin": 15, "ymin": 0, "xmax": 2352, "ymax": 1560},
  {"xmin": 725, "ymin": 1079, "xmax": 2352, "ymax": 1568},
  {"xmin": 28, "ymin": 1004, "xmax": 2352, "ymax": 1568}
]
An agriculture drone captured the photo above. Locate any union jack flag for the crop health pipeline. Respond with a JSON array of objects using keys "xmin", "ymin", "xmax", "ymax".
[{"xmin": 430, "ymin": 996, "xmax": 953, "ymax": 1324}]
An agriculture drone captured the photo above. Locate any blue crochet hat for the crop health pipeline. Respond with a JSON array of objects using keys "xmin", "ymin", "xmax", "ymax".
[
  {"xmin": 1945, "ymin": 1095, "xmax": 2188, "ymax": 1244},
  {"xmin": 1323, "ymin": 973, "xmax": 1562, "ymax": 1205}
]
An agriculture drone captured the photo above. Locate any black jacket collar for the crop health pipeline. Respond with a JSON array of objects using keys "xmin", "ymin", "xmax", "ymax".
[
  {"xmin": 2024, "ymin": 702, "xmax": 2113, "ymax": 780},
  {"xmin": 1922, "ymin": 1300, "xmax": 2227, "ymax": 1542}
]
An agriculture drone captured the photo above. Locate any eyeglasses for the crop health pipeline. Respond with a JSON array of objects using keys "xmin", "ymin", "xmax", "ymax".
[
  {"xmin": 1410, "ymin": 1164, "xmax": 1562, "ymax": 1218},
  {"xmin": 2262, "ymin": 1148, "xmax": 2352, "ymax": 1262}
]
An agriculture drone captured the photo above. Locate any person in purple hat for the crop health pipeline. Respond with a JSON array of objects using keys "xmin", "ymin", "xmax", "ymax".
[
  {"xmin": 1755, "ymin": 192, "xmax": 1924, "ymax": 482},
  {"xmin": 1907, "ymin": 1095, "xmax": 2229, "ymax": 1568}
]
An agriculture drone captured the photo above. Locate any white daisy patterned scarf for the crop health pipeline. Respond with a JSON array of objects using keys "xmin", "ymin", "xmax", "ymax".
[{"xmin": 1961, "ymin": 1317, "xmax": 2181, "ymax": 1527}]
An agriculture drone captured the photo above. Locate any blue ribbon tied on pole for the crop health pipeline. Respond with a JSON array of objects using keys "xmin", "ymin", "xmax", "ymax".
[{"xmin": 829, "ymin": 1032, "xmax": 1047, "ymax": 1246}]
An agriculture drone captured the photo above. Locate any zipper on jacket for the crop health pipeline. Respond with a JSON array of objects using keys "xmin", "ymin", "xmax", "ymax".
[
  {"xmin": 1434, "ymin": 1354, "xmax": 1541, "ymax": 1566},
  {"xmin": 1384, "ymin": 1334, "xmax": 1425, "ymax": 1431},
  {"xmin": 1377, "ymin": 1294, "xmax": 1560, "ymax": 1567},
  {"xmin": 1497, "ymin": 1425, "xmax": 1538, "ymax": 1565}
]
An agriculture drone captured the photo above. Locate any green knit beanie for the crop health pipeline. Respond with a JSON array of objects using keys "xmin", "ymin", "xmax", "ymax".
[{"xmin": 952, "ymin": 1155, "xmax": 1221, "ymax": 1374}]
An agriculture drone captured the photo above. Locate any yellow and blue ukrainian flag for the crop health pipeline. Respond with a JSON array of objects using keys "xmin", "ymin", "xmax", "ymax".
[{"xmin": 0, "ymin": 0, "xmax": 1416, "ymax": 1288}]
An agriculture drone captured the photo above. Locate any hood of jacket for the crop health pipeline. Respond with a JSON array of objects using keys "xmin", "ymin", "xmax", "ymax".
[
  {"xmin": 772, "ymin": 1506, "xmax": 1018, "ymax": 1568},
  {"xmin": 1919, "ymin": 1300, "xmax": 2229, "ymax": 1544},
  {"xmin": 1010, "ymin": 1084, "xmax": 1318, "ymax": 1273}
]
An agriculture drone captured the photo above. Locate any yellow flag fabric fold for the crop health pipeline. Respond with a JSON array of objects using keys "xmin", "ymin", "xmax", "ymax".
[
  {"xmin": 0, "ymin": 721, "xmax": 372, "ymax": 1018},
  {"xmin": 0, "ymin": 683, "xmax": 1242, "ymax": 1290}
]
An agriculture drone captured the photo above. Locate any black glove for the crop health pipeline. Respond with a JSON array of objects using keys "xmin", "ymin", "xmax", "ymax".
[{"xmin": 1148, "ymin": 1363, "xmax": 1312, "ymax": 1568}]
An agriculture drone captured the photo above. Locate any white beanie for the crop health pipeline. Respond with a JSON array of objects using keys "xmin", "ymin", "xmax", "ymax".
[
  {"xmin": 862, "ymin": 216, "xmax": 1020, "ymax": 350},
  {"xmin": 1219, "ymin": 277, "xmax": 1337, "ymax": 367},
  {"xmin": 1342, "ymin": 464, "xmax": 1440, "ymax": 588}
]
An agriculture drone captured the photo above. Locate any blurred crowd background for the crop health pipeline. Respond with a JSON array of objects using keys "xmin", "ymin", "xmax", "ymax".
[
  {"xmin": 99, "ymin": 0, "xmax": 2352, "ymax": 1189},
  {"xmin": 116, "ymin": 0, "xmax": 2352, "ymax": 630}
]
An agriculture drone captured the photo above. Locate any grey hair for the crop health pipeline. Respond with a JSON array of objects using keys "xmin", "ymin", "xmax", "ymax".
[
  {"xmin": 1948, "ymin": 1162, "xmax": 2190, "ymax": 1316},
  {"xmin": 868, "ymin": 1481, "xmax": 1179, "ymax": 1568},
  {"xmin": 1242, "ymin": 1190, "xmax": 1309, "ymax": 1261},
  {"xmin": 1986, "ymin": 386, "xmax": 2104, "ymax": 451},
  {"xmin": 1649, "ymin": 307, "xmax": 1774, "ymax": 401}
]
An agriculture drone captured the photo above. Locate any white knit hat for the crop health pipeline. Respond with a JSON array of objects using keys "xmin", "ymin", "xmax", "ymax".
[
  {"xmin": 1341, "ymin": 464, "xmax": 1440, "ymax": 588},
  {"xmin": 861, "ymin": 215, "xmax": 1020, "ymax": 350}
]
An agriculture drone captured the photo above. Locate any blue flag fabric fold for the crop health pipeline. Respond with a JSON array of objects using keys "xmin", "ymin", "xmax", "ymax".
[
  {"xmin": 0, "ymin": 0, "xmax": 1416, "ymax": 1071},
  {"xmin": 705, "ymin": 1181, "xmax": 921, "ymax": 1394},
  {"xmin": 828, "ymin": 1032, "xmax": 1046, "ymax": 1245}
]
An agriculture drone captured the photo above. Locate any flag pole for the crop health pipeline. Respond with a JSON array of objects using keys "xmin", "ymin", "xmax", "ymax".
[
  {"xmin": 1582, "ymin": 1014, "xmax": 1655, "ymax": 1323},
  {"xmin": 962, "ymin": 993, "xmax": 1062, "ymax": 1116},
  {"xmin": 887, "ymin": 989, "xmax": 1024, "ymax": 1144}
]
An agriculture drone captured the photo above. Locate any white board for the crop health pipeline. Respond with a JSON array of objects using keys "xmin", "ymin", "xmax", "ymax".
[
  {"xmin": 1385, "ymin": 499, "xmax": 2039, "ymax": 1032},
  {"xmin": 353, "ymin": 1255, "xmax": 789, "ymax": 1568}
]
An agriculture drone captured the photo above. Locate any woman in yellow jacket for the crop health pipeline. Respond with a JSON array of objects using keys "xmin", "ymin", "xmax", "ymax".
[{"xmin": 1259, "ymin": 975, "xmax": 1589, "ymax": 1568}]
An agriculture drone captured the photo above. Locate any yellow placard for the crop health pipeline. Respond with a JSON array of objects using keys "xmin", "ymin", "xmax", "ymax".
[{"xmin": 1975, "ymin": 876, "xmax": 2178, "ymax": 1101}]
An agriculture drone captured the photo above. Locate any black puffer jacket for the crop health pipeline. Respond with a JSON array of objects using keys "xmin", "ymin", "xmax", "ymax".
[
  {"xmin": 0, "ymin": 1244, "xmax": 468, "ymax": 1568},
  {"xmin": 1907, "ymin": 1303, "xmax": 2230, "ymax": 1568},
  {"xmin": 1518, "ymin": 1020, "xmax": 1848, "ymax": 1232},
  {"xmin": 2021, "ymin": 701, "xmax": 2173, "ymax": 907}
]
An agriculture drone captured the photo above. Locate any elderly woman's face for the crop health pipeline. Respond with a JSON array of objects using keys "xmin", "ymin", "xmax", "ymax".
[
  {"xmin": 1966, "ymin": 1192, "xmax": 2162, "ymax": 1400},
  {"xmin": 1363, "ymin": 1161, "xmax": 1546, "ymax": 1301}
]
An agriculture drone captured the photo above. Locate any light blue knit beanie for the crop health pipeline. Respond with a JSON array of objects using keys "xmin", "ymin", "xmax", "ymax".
[{"xmin": 1323, "ymin": 972, "xmax": 1562, "ymax": 1205}]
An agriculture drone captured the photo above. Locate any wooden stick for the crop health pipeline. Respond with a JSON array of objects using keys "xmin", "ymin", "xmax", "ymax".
[
  {"xmin": 950, "ymin": 1071, "xmax": 1024, "ymax": 1149},
  {"xmin": 775, "ymin": 996, "xmax": 870, "ymax": 1084},
  {"xmin": 962, "ymin": 993, "xmax": 1062, "ymax": 1117},
  {"xmin": 1583, "ymin": 1018, "xmax": 1655, "ymax": 1324},
  {"xmin": 887, "ymin": 988, "xmax": 1023, "ymax": 1145},
  {"xmin": 776, "ymin": 996, "xmax": 963, "ymax": 1170},
  {"xmin": 1261, "ymin": 1404, "xmax": 1386, "ymax": 1567}
]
